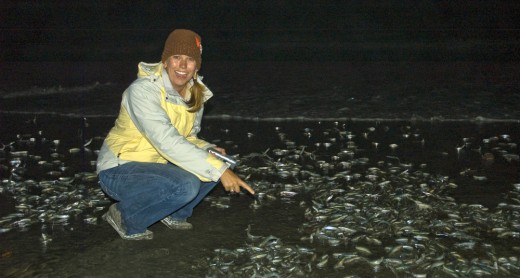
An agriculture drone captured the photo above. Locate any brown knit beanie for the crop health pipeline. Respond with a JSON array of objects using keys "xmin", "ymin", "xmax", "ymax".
[{"xmin": 161, "ymin": 29, "xmax": 202, "ymax": 69}]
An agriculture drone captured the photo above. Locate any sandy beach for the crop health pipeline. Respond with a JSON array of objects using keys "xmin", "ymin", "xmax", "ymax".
[{"xmin": 1, "ymin": 113, "xmax": 519, "ymax": 276}]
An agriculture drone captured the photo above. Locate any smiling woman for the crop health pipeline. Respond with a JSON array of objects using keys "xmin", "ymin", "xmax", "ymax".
[
  {"xmin": 165, "ymin": 55, "xmax": 197, "ymax": 91},
  {"xmin": 95, "ymin": 28, "xmax": 255, "ymax": 240},
  {"xmin": 162, "ymin": 30, "xmax": 203, "ymax": 111}
]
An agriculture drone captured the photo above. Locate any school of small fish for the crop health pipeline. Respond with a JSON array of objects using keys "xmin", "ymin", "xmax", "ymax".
[
  {"xmin": 205, "ymin": 123, "xmax": 520, "ymax": 277},
  {"xmin": 0, "ymin": 126, "xmax": 110, "ymax": 239},
  {"xmin": 0, "ymin": 119, "xmax": 519, "ymax": 277}
]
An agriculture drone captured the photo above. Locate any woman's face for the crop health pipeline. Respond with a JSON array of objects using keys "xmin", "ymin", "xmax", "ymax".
[{"xmin": 164, "ymin": 55, "xmax": 198, "ymax": 93}]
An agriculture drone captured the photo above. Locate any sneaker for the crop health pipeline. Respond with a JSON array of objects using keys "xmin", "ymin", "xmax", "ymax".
[
  {"xmin": 161, "ymin": 216, "xmax": 193, "ymax": 230},
  {"xmin": 102, "ymin": 204, "xmax": 153, "ymax": 240}
]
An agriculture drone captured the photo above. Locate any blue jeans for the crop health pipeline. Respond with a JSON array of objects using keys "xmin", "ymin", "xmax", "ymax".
[{"xmin": 98, "ymin": 162, "xmax": 218, "ymax": 234}]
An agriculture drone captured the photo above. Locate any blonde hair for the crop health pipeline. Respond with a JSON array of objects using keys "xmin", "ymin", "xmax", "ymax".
[{"xmin": 186, "ymin": 79, "xmax": 205, "ymax": 113}]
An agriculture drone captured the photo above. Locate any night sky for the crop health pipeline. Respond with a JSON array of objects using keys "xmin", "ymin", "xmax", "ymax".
[{"xmin": 1, "ymin": 1, "xmax": 519, "ymax": 62}]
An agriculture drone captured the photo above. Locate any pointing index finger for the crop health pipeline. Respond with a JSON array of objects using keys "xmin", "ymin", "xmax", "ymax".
[{"xmin": 240, "ymin": 181, "xmax": 255, "ymax": 195}]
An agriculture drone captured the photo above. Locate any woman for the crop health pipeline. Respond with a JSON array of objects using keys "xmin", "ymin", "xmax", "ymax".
[{"xmin": 96, "ymin": 29, "xmax": 254, "ymax": 240}]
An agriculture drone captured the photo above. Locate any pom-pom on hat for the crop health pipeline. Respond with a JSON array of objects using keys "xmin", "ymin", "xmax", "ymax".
[{"xmin": 161, "ymin": 29, "xmax": 202, "ymax": 69}]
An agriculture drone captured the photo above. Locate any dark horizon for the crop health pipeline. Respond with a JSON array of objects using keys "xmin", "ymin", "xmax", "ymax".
[{"xmin": 1, "ymin": 1, "xmax": 520, "ymax": 62}]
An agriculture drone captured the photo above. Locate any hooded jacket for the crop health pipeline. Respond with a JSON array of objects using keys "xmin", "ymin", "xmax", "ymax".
[{"xmin": 96, "ymin": 62, "xmax": 228, "ymax": 182}]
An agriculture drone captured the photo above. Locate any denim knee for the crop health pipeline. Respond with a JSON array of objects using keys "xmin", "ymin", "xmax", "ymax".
[
  {"xmin": 98, "ymin": 171, "xmax": 120, "ymax": 200},
  {"xmin": 165, "ymin": 175, "xmax": 201, "ymax": 202}
]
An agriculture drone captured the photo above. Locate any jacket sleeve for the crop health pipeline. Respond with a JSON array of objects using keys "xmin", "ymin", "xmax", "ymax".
[{"xmin": 122, "ymin": 80, "xmax": 227, "ymax": 181}]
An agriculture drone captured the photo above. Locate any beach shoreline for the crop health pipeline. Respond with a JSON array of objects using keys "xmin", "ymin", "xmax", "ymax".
[{"xmin": 1, "ymin": 61, "xmax": 520, "ymax": 121}]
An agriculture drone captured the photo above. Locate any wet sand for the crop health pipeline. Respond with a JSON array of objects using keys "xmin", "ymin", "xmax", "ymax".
[{"xmin": 0, "ymin": 114, "xmax": 519, "ymax": 277}]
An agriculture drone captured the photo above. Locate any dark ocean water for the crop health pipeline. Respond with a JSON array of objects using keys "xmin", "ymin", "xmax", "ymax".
[{"xmin": 1, "ymin": 60, "xmax": 519, "ymax": 122}]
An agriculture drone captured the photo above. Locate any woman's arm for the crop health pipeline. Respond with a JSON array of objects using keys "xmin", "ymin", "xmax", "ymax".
[{"xmin": 122, "ymin": 80, "xmax": 226, "ymax": 181}]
